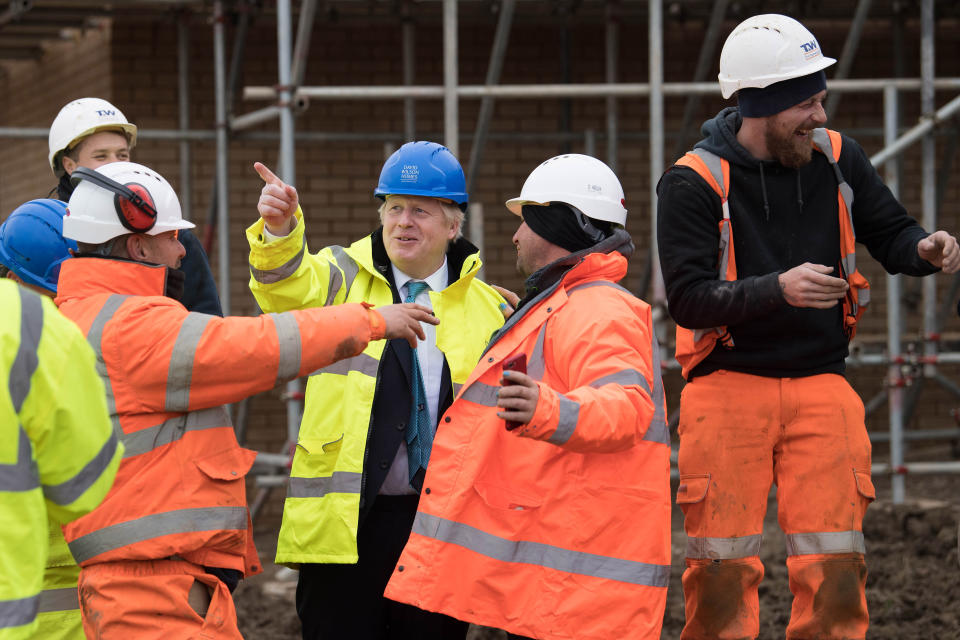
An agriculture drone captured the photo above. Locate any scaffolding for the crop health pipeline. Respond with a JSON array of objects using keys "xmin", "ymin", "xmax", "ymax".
[{"xmin": 2, "ymin": 0, "xmax": 960, "ymax": 505}]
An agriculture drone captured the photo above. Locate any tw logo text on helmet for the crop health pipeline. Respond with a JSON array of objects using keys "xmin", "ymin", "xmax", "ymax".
[{"xmin": 95, "ymin": 109, "xmax": 117, "ymax": 117}]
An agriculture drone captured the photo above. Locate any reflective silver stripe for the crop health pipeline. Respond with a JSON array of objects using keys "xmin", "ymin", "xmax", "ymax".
[
  {"xmin": 67, "ymin": 506, "xmax": 249, "ymax": 564},
  {"xmin": 527, "ymin": 324, "xmax": 548, "ymax": 381},
  {"xmin": 859, "ymin": 289, "xmax": 871, "ymax": 305},
  {"xmin": 249, "ymin": 235, "xmax": 306, "ymax": 284},
  {"xmin": 691, "ymin": 147, "xmax": 728, "ymax": 199},
  {"xmin": 86, "ymin": 295, "xmax": 129, "ymax": 437},
  {"xmin": 459, "ymin": 381, "xmax": 499, "ymax": 407},
  {"xmin": 10, "ymin": 287, "xmax": 42, "ymax": 412},
  {"xmin": 413, "ymin": 512, "xmax": 670, "ymax": 588},
  {"xmin": 786, "ymin": 530, "xmax": 865, "ymax": 556},
  {"xmin": 270, "ymin": 312, "xmax": 302, "ymax": 384},
  {"xmin": 686, "ymin": 534, "xmax": 762, "ymax": 560},
  {"xmin": 567, "ymin": 280, "xmax": 633, "ymax": 297},
  {"xmin": 165, "ymin": 313, "xmax": 213, "ymax": 412},
  {"xmin": 36, "ymin": 587, "xmax": 78, "ymax": 614},
  {"xmin": 323, "ymin": 263, "xmax": 343, "ymax": 307},
  {"xmin": 311, "ymin": 352, "xmax": 379, "ymax": 378},
  {"xmin": 842, "ymin": 252, "xmax": 857, "ymax": 276},
  {"xmin": 644, "ymin": 324, "xmax": 670, "ymax": 445},
  {"xmin": 328, "ymin": 246, "xmax": 360, "ymax": 294},
  {"xmin": 0, "ymin": 593, "xmax": 39, "ymax": 629},
  {"xmin": 588, "ymin": 369, "xmax": 651, "ymax": 394},
  {"xmin": 121, "ymin": 407, "xmax": 230, "ymax": 459},
  {"xmin": 0, "ymin": 426, "xmax": 39, "ymax": 492},
  {"xmin": 452, "ymin": 382, "xmax": 463, "ymax": 398},
  {"xmin": 43, "ymin": 435, "xmax": 119, "ymax": 506},
  {"xmin": 719, "ymin": 218, "xmax": 732, "ymax": 274},
  {"xmin": 286, "ymin": 471, "xmax": 363, "ymax": 499},
  {"xmin": 548, "ymin": 393, "xmax": 580, "ymax": 445}
]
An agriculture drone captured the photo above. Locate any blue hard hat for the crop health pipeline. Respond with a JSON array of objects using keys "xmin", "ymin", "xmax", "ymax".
[
  {"xmin": 374, "ymin": 141, "xmax": 469, "ymax": 212},
  {"xmin": 0, "ymin": 199, "xmax": 77, "ymax": 293}
]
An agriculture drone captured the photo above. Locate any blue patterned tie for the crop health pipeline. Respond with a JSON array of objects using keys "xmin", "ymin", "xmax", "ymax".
[{"xmin": 404, "ymin": 281, "xmax": 433, "ymax": 488}]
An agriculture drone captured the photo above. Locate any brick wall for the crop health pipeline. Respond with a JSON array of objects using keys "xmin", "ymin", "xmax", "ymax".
[
  {"xmin": 2, "ymin": 9, "xmax": 959, "ymax": 527},
  {"xmin": 0, "ymin": 23, "xmax": 112, "ymax": 214}
]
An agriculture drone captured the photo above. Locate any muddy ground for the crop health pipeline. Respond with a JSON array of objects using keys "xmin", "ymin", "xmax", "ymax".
[{"xmin": 236, "ymin": 445, "xmax": 960, "ymax": 639}]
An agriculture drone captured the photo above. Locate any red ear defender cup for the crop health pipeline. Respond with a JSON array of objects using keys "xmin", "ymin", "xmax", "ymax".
[
  {"xmin": 114, "ymin": 183, "xmax": 157, "ymax": 233},
  {"xmin": 70, "ymin": 167, "xmax": 159, "ymax": 234}
]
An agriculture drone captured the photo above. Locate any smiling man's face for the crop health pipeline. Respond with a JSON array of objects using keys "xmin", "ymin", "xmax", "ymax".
[
  {"xmin": 381, "ymin": 195, "xmax": 458, "ymax": 279},
  {"xmin": 764, "ymin": 89, "xmax": 828, "ymax": 168}
]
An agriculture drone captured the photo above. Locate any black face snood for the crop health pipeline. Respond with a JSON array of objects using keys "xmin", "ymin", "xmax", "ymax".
[
  {"xmin": 165, "ymin": 267, "xmax": 185, "ymax": 301},
  {"xmin": 521, "ymin": 203, "xmax": 611, "ymax": 253}
]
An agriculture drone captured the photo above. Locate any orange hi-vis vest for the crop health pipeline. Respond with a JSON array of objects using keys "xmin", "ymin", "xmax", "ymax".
[
  {"xmin": 673, "ymin": 128, "xmax": 871, "ymax": 380},
  {"xmin": 54, "ymin": 257, "xmax": 383, "ymax": 574}
]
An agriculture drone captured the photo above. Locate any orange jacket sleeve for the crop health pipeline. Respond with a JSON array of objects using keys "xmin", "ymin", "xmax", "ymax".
[
  {"xmin": 106, "ymin": 298, "xmax": 377, "ymax": 414},
  {"xmin": 513, "ymin": 288, "xmax": 658, "ymax": 453}
]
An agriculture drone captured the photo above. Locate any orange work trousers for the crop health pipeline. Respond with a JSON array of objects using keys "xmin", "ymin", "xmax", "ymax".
[
  {"xmin": 676, "ymin": 371, "xmax": 875, "ymax": 640},
  {"xmin": 77, "ymin": 558, "xmax": 242, "ymax": 640}
]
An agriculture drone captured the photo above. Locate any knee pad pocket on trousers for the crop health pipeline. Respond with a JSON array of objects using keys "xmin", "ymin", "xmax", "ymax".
[
  {"xmin": 676, "ymin": 474, "xmax": 710, "ymax": 508},
  {"xmin": 853, "ymin": 469, "xmax": 875, "ymax": 522}
]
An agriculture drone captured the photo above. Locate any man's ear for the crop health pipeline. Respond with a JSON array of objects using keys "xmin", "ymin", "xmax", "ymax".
[
  {"xmin": 125, "ymin": 234, "xmax": 147, "ymax": 261},
  {"xmin": 61, "ymin": 155, "xmax": 77, "ymax": 176}
]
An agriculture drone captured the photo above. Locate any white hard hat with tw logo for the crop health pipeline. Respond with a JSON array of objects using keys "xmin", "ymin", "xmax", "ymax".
[
  {"xmin": 48, "ymin": 97, "xmax": 138, "ymax": 177},
  {"xmin": 718, "ymin": 14, "xmax": 836, "ymax": 100}
]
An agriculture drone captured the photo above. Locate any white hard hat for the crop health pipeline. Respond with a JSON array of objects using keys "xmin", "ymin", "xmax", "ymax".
[
  {"xmin": 505, "ymin": 154, "xmax": 627, "ymax": 226},
  {"xmin": 718, "ymin": 14, "xmax": 836, "ymax": 99},
  {"xmin": 48, "ymin": 98, "xmax": 139, "ymax": 177},
  {"xmin": 64, "ymin": 162, "xmax": 194, "ymax": 245}
]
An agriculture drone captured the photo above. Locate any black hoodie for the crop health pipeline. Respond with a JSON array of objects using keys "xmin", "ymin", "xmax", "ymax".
[{"xmin": 657, "ymin": 107, "xmax": 936, "ymax": 379}]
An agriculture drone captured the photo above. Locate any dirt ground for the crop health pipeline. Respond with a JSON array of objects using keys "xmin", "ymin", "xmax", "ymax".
[{"xmin": 235, "ymin": 444, "xmax": 960, "ymax": 639}]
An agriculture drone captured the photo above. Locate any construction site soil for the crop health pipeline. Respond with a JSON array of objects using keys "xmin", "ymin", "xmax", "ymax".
[{"xmin": 235, "ymin": 446, "xmax": 960, "ymax": 639}]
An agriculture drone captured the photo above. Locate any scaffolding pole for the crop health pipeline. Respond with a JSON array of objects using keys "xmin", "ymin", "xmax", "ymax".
[
  {"xmin": 884, "ymin": 85, "xmax": 906, "ymax": 504},
  {"xmin": 213, "ymin": 0, "xmax": 230, "ymax": 315},
  {"xmin": 443, "ymin": 0, "xmax": 458, "ymax": 157},
  {"xmin": 648, "ymin": 0, "xmax": 665, "ymax": 308},
  {"xmin": 177, "ymin": 11, "xmax": 192, "ymax": 221},
  {"xmin": 605, "ymin": 0, "xmax": 619, "ymax": 172}
]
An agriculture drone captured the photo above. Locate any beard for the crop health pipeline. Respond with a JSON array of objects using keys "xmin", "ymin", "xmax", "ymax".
[{"xmin": 765, "ymin": 121, "xmax": 814, "ymax": 169}]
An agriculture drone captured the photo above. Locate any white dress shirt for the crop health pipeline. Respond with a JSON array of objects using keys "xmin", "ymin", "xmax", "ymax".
[{"xmin": 380, "ymin": 259, "xmax": 448, "ymax": 495}]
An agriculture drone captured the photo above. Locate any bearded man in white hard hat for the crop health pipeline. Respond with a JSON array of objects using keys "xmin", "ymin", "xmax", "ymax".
[
  {"xmin": 657, "ymin": 14, "xmax": 960, "ymax": 640},
  {"xmin": 385, "ymin": 154, "xmax": 671, "ymax": 640},
  {"xmin": 48, "ymin": 97, "xmax": 223, "ymax": 316}
]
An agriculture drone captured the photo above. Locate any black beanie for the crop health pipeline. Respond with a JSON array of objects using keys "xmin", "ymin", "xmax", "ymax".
[
  {"xmin": 737, "ymin": 70, "xmax": 827, "ymax": 118},
  {"xmin": 521, "ymin": 203, "xmax": 610, "ymax": 253}
]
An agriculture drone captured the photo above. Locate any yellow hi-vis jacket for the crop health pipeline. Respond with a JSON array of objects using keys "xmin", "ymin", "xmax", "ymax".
[
  {"xmin": 0, "ymin": 281, "xmax": 122, "ymax": 640},
  {"xmin": 247, "ymin": 210, "xmax": 505, "ymax": 564}
]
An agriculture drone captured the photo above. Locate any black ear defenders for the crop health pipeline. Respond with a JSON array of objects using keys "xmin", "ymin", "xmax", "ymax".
[
  {"xmin": 71, "ymin": 166, "xmax": 158, "ymax": 233},
  {"xmin": 571, "ymin": 206, "xmax": 608, "ymax": 245}
]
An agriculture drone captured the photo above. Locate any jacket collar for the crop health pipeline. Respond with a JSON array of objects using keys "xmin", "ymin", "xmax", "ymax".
[
  {"xmin": 486, "ymin": 228, "xmax": 633, "ymax": 352},
  {"xmin": 56, "ymin": 256, "xmax": 170, "ymax": 304}
]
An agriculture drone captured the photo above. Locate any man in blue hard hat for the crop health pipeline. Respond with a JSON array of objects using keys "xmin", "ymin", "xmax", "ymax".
[
  {"xmin": 247, "ymin": 141, "xmax": 506, "ymax": 639},
  {"xmin": 0, "ymin": 199, "xmax": 77, "ymax": 298}
]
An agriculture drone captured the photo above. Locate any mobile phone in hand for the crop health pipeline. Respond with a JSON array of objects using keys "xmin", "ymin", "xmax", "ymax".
[{"xmin": 501, "ymin": 353, "xmax": 527, "ymax": 431}]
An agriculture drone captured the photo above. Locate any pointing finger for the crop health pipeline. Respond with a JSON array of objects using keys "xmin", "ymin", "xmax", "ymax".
[{"xmin": 254, "ymin": 161, "xmax": 283, "ymax": 186}]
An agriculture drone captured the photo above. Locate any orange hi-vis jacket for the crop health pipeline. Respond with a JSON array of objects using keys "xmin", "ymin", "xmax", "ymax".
[
  {"xmin": 54, "ymin": 257, "xmax": 384, "ymax": 575},
  {"xmin": 385, "ymin": 238, "xmax": 672, "ymax": 640},
  {"xmin": 673, "ymin": 127, "xmax": 871, "ymax": 380}
]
